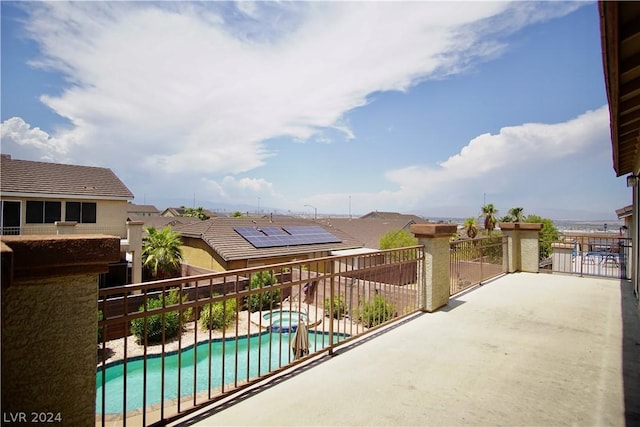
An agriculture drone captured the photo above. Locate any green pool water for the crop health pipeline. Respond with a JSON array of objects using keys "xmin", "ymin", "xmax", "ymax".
[{"xmin": 96, "ymin": 331, "xmax": 343, "ymax": 414}]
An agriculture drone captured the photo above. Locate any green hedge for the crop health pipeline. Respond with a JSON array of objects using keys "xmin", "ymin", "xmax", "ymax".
[
  {"xmin": 131, "ymin": 289, "xmax": 192, "ymax": 344},
  {"xmin": 358, "ymin": 294, "xmax": 395, "ymax": 327},
  {"xmin": 200, "ymin": 296, "xmax": 237, "ymax": 330},
  {"xmin": 248, "ymin": 271, "xmax": 281, "ymax": 312}
]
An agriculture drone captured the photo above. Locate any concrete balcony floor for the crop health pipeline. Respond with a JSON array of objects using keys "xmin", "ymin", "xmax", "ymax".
[{"xmin": 179, "ymin": 273, "xmax": 640, "ymax": 426}]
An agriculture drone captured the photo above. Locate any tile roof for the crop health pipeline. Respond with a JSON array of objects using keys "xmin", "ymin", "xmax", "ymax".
[
  {"xmin": 359, "ymin": 211, "xmax": 426, "ymax": 223},
  {"xmin": 0, "ymin": 155, "xmax": 134, "ymax": 199},
  {"xmin": 127, "ymin": 204, "xmax": 160, "ymax": 214},
  {"xmin": 161, "ymin": 207, "xmax": 217, "ymax": 218},
  {"xmin": 318, "ymin": 217, "xmax": 426, "ymax": 249},
  {"xmin": 127, "ymin": 215, "xmax": 202, "ymax": 230},
  {"xmin": 174, "ymin": 217, "xmax": 363, "ymax": 261}
]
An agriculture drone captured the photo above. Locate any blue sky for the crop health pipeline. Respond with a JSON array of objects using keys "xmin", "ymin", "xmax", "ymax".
[{"xmin": 0, "ymin": 1, "xmax": 630, "ymax": 220}]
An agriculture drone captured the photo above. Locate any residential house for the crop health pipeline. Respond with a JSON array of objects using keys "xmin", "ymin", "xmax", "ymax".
[
  {"xmin": 127, "ymin": 203, "xmax": 160, "ymax": 217},
  {"xmin": 600, "ymin": 1, "xmax": 640, "ymax": 306},
  {"xmin": 128, "ymin": 215, "xmax": 201, "ymax": 231},
  {"xmin": 0, "ymin": 154, "xmax": 142, "ymax": 284},
  {"xmin": 161, "ymin": 206, "xmax": 216, "ymax": 219},
  {"xmin": 174, "ymin": 216, "xmax": 363, "ymax": 271}
]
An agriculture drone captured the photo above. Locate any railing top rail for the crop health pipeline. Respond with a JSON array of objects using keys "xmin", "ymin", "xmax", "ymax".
[
  {"xmin": 450, "ymin": 235, "xmax": 504, "ymax": 246},
  {"xmin": 98, "ymin": 245, "xmax": 425, "ymax": 298}
]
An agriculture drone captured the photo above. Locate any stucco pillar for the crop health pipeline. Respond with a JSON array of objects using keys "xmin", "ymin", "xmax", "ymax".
[
  {"xmin": 551, "ymin": 241, "xmax": 573, "ymax": 274},
  {"xmin": 1, "ymin": 235, "xmax": 120, "ymax": 426},
  {"xmin": 411, "ymin": 224, "xmax": 457, "ymax": 312},
  {"xmin": 127, "ymin": 220, "xmax": 144, "ymax": 284},
  {"xmin": 499, "ymin": 223, "xmax": 543, "ymax": 273}
]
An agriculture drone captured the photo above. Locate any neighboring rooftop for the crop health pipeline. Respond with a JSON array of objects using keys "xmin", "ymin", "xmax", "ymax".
[
  {"xmin": 161, "ymin": 207, "xmax": 216, "ymax": 218},
  {"xmin": 174, "ymin": 217, "xmax": 363, "ymax": 261},
  {"xmin": 319, "ymin": 216, "xmax": 428, "ymax": 249},
  {"xmin": 360, "ymin": 211, "xmax": 426, "ymax": 223},
  {"xmin": 127, "ymin": 204, "xmax": 160, "ymax": 216},
  {"xmin": 127, "ymin": 215, "xmax": 202, "ymax": 231},
  {"xmin": 0, "ymin": 154, "xmax": 133, "ymax": 200},
  {"xmin": 616, "ymin": 204, "xmax": 633, "ymax": 219}
]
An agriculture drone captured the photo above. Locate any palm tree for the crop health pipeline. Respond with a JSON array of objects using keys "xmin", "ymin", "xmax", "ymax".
[
  {"xmin": 142, "ymin": 226, "xmax": 183, "ymax": 280},
  {"xmin": 464, "ymin": 217, "xmax": 478, "ymax": 239},
  {"xmin": 480, "ymin": 204, "xmax": 499, "ymax": 236},
  {"xmin": 508, "ymin": 207, "xmax": 525, "ymax": 222},
  {"xmin": 183, "ymin": 207, "xmax": 210, "ymax": 220}
]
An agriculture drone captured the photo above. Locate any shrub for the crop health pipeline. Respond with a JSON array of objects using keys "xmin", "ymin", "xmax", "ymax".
[
  {"xmin": 130, "ymin": 289, "xmax": 192, "ymax": 344},
  {"xmin": 247, "ymin": 271, "xmax": 281, "ymax": 312},
  {"xmin": 525, "ymin": 214, "xmax": 559, "ymax": 261},
  {"xmin": 358, "ymin": 294, "xmax": 395, "ymax": 328},
  {"xmin": 200, "ymin": 296, "xmax": 237, "ymax": 330},
  {"xmin": 97, "ymin": 310, "xmax": 103, "ymax": 343},
  {"xmin": 324, "ymin": 294, "xmax": 347, "ymax": 319}
]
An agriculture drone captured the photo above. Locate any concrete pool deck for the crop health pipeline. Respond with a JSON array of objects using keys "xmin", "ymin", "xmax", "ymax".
[{"xmin": 176, "ymin": 272, "xmax": 640, "ymax": 426}]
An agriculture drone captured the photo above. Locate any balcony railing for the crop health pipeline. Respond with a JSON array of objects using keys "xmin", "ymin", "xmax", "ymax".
[
  {"xmin": 548, "ymin": 232, "xmax": 631, "ymax": 279},
  {"xmin": 449, "ymin": 236, "xmax": 506, "ymax": 295},
  {"xmin": 97, "ymin": 246, "xmax": 424, "ymax": 426},
  {"xmin": 1, "ymin": 223, "xmax": 128, "ymax": 238}
]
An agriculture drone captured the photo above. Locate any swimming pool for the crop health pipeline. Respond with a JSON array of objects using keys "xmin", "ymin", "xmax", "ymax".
[
  {"xmin": 96, "ymin": 330, "xmax": 342, "ymax": 414},
  {"xmin": 262, "ymin": 310, "xmax": 307, "ymax": 332}
]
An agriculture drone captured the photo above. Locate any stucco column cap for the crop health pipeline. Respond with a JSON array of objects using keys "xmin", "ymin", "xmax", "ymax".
[
  {"xmin": 411, "ymin": 223, "xmax": 457, "ymax": 238},
  {"xmin": 1, "ymin": 235, "xmax": 120, "ymax": 285},
  {"xmin": 499, "ymin": 222, "xmax": 543, "ymax": 231}
]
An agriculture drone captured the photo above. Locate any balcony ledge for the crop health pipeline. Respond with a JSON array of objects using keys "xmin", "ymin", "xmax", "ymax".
[{"xmin": 1, "ymin": 235, "xmax": 120, "ymax": 285}]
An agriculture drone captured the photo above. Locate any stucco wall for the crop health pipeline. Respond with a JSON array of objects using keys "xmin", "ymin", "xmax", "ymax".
[
  {"xmin": 499, "ymin": 223, "xmax": 542, "ymax": 274},
  {"xmin": 3, "ymin": 196, "xmax": 128, "ymax": 237},
  {"xmin": 181, "ymin": 237, "xmax": 226, "ymax": 271},
  {"xmin": 2, "ymin": 274, "xmax": 98, "ymax": 425},
  {"xmin": 1, "ymin": 235, "xmax": 119, "ymax": 426},
  {"xmin": 520, "ymin": 230, "xmax": 541, "ymax": 273}
]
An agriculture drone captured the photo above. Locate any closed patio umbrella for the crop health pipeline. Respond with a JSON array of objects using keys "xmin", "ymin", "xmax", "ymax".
[{"xmin": 291, "ymin": 319, "xmax": 309, "ymax": 360}]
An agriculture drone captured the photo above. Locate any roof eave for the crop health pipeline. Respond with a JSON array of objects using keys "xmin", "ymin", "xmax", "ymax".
[
  {"xmin": 600, "ymin": 1, "xmax": 624, "ymax": 176},
  {"xmin": 0, "ymin": 191, "xmax": 133, "ymax": 201}
]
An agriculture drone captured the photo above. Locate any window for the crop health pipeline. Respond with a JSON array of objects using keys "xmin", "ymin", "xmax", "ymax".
[
  {"xmin": 65, "ymin": 202, "xmax": 97, "ymax": 223},
  {"xmin": 25, "ymin": 201, "xmax": 61, "ymax": 224},
  {"xmin": 1, "ymin": 201, "xmax": 21, "ymax": 234}
]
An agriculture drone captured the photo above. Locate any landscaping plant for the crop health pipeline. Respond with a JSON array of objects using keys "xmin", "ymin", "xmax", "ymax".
[
  {"xmin": 247, "ymin": 270, "xmax": 281, "ymax": 312},
  {"xmin": 358, "ymin": 294, "xmax": 395, "ymax": 327},
  {"xmin": 324, "ymin": 294, "xmax": 347, "ymax": 319},
  {"xmin": 200, "ymin": 296, "xmax": 237, "ymax": 330},
  {"xmin": 131, "ymin": 289, "xmax": 192, "ymax": 344}
]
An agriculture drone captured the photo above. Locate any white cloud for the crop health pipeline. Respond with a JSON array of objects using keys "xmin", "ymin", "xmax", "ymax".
[
  {"xmin": 305, "ymin": 106, "xmax": 622, "ymax": 217},
  {"xmin": 13, "ymin": 1, "xmax": 576, "ymax": 178},
  {"xmin": 0, "ymin": 117, "xmax": 71, "ymax": 162},
  {"xmin": 6, "ymin": 1, "xmax": 605, "ymax": 217},
  {"xmin": 202, "ymin": 175, "xmax": 283, "ymax": 204}
]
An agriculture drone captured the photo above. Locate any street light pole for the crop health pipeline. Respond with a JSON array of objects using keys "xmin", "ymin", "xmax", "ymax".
[{"xmin": 304, "ymin": 204, "xmax": 317, "ymax": 220}]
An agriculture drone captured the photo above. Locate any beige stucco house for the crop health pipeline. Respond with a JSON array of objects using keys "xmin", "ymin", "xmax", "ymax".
[{"xmin": 0, "ymin": 154, "xmax": 142, "ymax": 284}]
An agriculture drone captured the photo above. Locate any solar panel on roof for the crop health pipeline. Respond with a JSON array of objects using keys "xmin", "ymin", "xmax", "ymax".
[{"xmin": 234, "ymin": 226, "xmax": 341, "ymax": 248}]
